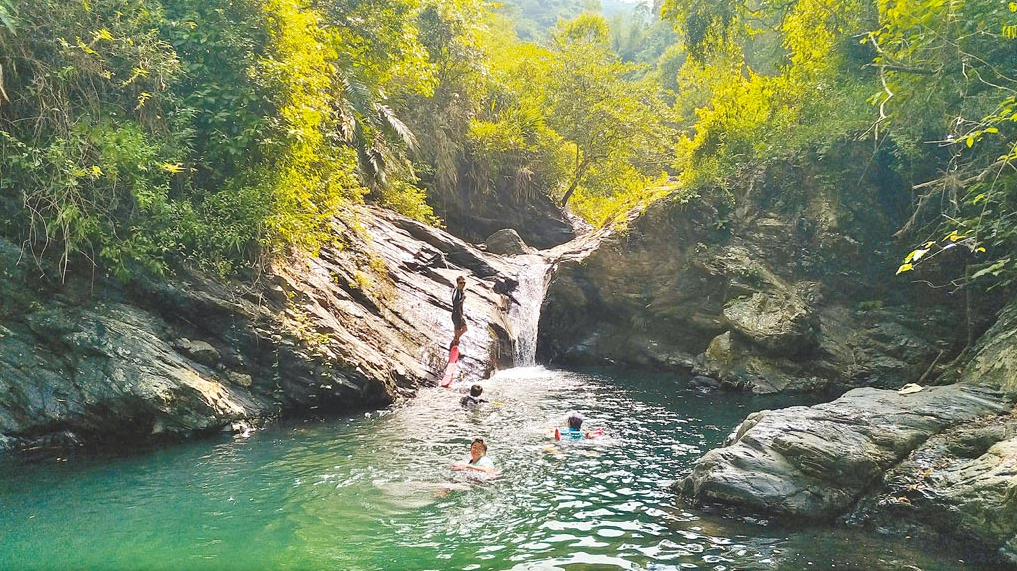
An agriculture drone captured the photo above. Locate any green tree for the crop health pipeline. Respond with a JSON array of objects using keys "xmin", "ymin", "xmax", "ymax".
[
  {"xmin": 875, "ymin": 0, "xmax": 1017, "ymax": 289},
  {"xmin": 463, "ymin": 13, "xmax": 569, "ymax": 206},
  {"xmin": 660, "ymin": 0, "xmax": 875, "ymax": 196},
  {"xmin": 397, "ymin": 0, "xmax": 490, "ymax": 204},
  {"xmin": 545, "ymin": 14, "xmax": 672, "ymax": 209},
  {"xmin": 0, "ymin": 0, "xmax": 444, "ymax": 279}
]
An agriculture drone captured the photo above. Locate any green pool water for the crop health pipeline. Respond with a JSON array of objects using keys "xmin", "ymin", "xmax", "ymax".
[{"xmin": 0, "ymin": 368, "xmax": 996, "ymax": 571}]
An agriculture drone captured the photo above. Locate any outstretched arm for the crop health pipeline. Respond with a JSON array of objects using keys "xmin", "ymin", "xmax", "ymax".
[{"xmin": 452, "ymin": 460, "xmax": 495, "ymax": 474}]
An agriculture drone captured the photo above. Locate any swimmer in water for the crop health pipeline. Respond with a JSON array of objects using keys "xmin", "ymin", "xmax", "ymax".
[
  {"xmin": 451, "ymin": 438, "xmax": 496, "ymax": 475},
  {"xmin": 549, "ymin": 411, "xmax": 604, "ymax": 440},
  {"xmin": 460, "ymin": 384, "xmax": 487, "ymax": 408}
]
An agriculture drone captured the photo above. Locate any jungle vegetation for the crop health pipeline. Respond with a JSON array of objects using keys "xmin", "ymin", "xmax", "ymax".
[{"xmin": 0, "ymin": 0, "xmax": 1014, "ymax": 292}]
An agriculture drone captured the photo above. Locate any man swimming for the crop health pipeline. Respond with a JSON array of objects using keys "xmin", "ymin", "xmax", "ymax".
[
  {"xmin": 460, "ymin": 384, "xmax": 487, "ymax": 408},
  {"xmin": 551, "ymin": 411, "xmax": 604, "ymax": 440}
]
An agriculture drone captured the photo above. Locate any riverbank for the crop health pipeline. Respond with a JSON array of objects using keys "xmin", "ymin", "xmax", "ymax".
[
  {"xmin": 678, "ymin": 300, "xmax": 1017, "ymax": 567},
  {"xmin": 0, "ymin": 207, "xmax": 532, "ymax": 455}
]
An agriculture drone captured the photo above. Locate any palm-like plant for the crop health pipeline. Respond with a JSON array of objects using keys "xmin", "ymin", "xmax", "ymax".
[
  {"xmin": 333, "ymin": 73, "xmax": 417, "ymax": 195},
  {"xmin": 0, "ymin": 0, "xmax": 15, "ymax": 34}
]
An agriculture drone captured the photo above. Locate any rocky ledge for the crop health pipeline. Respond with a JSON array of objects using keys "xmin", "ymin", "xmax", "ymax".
[
  {"xmin": 678, "ymin": 300, "xmax": 1017, "ymax": 566},
  {"xmin": 678, "ymin": 384, "xmax": 1011, "ymax": 517},
  {"xmin": 0, "ymin": 207, "xmax": 541, "ymax": 456}
]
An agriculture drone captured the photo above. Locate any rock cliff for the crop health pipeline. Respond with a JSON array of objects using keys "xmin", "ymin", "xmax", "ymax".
[
  {"xmin": 0, "ymin": 207, "xmax": 535, "ymax": 455},
  {"xmin": 538, "ymin": 158, "xmax": 985, "ymax": 393}
]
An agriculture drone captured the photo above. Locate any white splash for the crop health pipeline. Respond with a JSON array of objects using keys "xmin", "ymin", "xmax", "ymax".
[{"xmin": 508, "ymin": 255, "xmax": 551, "ymax": 366}]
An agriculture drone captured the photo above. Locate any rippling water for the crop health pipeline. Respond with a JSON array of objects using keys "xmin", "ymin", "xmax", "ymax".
[{"xmin": 0, "ymin": 368, "xmax": 995, "ymax": 571}]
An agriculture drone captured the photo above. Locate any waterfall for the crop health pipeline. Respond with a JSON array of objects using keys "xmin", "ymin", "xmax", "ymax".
[{"xmin": 507, "ymin": 256, "xmax": 551, "ymax": 366}]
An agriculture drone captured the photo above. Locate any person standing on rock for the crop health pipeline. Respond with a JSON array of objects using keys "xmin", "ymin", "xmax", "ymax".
[{"xmin": 451, "ymin": 275, "xmax": 468, "ymax": 347}]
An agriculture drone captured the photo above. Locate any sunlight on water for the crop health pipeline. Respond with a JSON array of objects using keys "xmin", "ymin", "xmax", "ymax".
[{"xmin": 0, "ymin": 368, "xmax": 997, "ymax": 571}]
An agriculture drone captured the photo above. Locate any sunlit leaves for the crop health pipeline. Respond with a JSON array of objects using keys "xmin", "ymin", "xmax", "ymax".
[
  {"xmin": 0, "ymin": 0, "xmax": 16, "ymax": 34},
  {"xmin": 663, "ymin": 0, "xmax": 874, "ymax": 199},
  {"xmin": 0, "ymin": 0, "xmax": 442, "ymax": 278},
  {"xmin": 158, "ymin": 162, "xmax": 184, "ymax": 174},
  {"xmin": 545, "ymin": 13, "xmax": 672, "ymax": 209},
  {"xmin": 878, "ymin": 0, "xmax": 1017, "ymax": 287},
  {"xmin": 905, "ymin": 248, "xmax": 929, "ymax": 263}
]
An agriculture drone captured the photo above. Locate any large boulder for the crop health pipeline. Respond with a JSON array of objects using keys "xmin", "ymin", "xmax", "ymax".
[
  {"xmin": 722, "ymin": 291, "xmax": 819, "ymax": 355},
  {"xmin": 699, "ymin": 331, "xmax": 826, "ymax": 393},
  {"xmin": 678, "ymin": 295, "xmax": 1017, "ymax": 566},
  {"xmin": 839, "ymin": 299, "xmax": 1017, "ymax": 563},
  {"xmin": 677, "ymin": 384, "xmax": 1011, "ymax": 517},
  {"xmin": 484, "ymin": 229, "xmax": 532, "ymax": 256}
]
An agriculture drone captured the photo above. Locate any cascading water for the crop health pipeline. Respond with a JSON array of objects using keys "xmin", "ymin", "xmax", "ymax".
[{"xmin": 506, "ymin": 255, "xmax": 551, "ymax": 366}]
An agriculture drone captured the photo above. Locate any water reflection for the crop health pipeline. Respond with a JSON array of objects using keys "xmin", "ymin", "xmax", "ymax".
[{"xmin": 0, "ymin": 368, "xmax": 999, "ymax": 571}]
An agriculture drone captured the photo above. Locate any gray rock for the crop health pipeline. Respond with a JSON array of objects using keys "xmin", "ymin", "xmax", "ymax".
[
  {"xmin": 485, "ymin": 229, "xmax": 532, "ymax": 255},
  {"xmin": 227, "ymin": 371, "xmax": 253, "ymax": 388},
  {"xmin": 700, "ymin": 331, "xmax": 826, "ymax": 393},
  {"xmin": 849, "ymin": 417, "xmax": 1017, "ymax": 565},
  {"xmin": 436, "ymin": 190, "xmax": 576, "ymax": 249},
  {"xmin": 950, "ymin": 301, "xmax": 1017, "ymax": 392},
  {"xmin": 173, "ymin": 338, "xmax": 221, "ymax": 367},
  {"xmin": 538, "ymin": 167, "xmax": 970, "ymax": 394},
  {"xmin": 678, "ymin": 384, "xmax": 1011, "ymax": 517},
  {"xmin": 722, "ymin": 292, "xmax": 818, "ymax": 355},
  {"xmin": 0, "ymin": 206, "xmax": 539, "ymax": 455}
]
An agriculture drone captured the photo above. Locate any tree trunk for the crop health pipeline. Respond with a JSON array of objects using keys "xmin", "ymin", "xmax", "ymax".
[{"xmin": 560, "ymin": 147, "xmax": 589, "ymax": 207}]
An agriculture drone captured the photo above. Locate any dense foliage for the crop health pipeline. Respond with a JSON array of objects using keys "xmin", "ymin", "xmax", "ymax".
[
  {"xmin": 873, "ymin": 0, "xmax": 1017, "ymax": 290},
  {"xmin": 0, "ymin": 0, "xmax": 436, "ymax": 279},
  {"xmin": 0, "ymin": 0, "xmax": 673, "ymax": 278},
  {"xmin": 2, "ymin": 0, "xmax": 1016, "ymax": 294},
  {"xmin": 657, "ymin": 0, "xmax": 1017, "ymax": 292}
]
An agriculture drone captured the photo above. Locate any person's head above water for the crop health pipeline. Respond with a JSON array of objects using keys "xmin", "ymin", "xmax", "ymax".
[
  {"xmin": 566, "ymin": 411, "xmax": 584, "ymax": 430},
  {"xmin": 470, "ymin": 384, "xmax": 483, "ymax": 397},
  {"xmin": 470, "ymin": 438, "xmax": 487, "ymax": 459}
]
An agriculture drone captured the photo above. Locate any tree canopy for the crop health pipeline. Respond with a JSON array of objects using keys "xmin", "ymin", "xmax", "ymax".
[{"xmin": 1, "ymin": 0, "xmax": 1015, "ymax": 295}]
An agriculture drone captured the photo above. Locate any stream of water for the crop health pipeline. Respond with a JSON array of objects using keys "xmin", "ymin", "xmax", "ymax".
[
  {"xmin": 506, "ymin": 254, "xmax": 550, "ymax": 367},
  {"xmin": 0, "ymin": 367, "xmax": 994, "ymax": 571}
]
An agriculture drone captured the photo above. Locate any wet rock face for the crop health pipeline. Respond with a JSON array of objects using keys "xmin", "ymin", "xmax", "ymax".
[
  {"xmin": 537, "ymin": 205, "xmax": 727, "ymax": 372},
  {"xmin": 539, "ymin": 166, "xmax": 967, "ymax": 393},
  {"xmin": 0, "ymin": 207, "xmax": 526, "ymax": 455}
]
